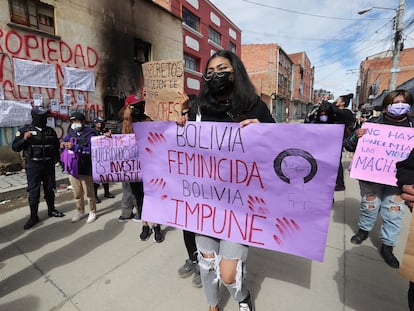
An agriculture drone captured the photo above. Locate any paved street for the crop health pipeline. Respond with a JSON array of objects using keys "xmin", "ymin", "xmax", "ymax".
[{"xmin": 0, "ymin": 156, "xmax": 411, "ymax": 311}]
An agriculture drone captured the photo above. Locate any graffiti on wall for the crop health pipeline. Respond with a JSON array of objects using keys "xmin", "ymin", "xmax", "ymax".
[{"xmin": 0, "ymin": 27, "xmax": 103, "ymax": 146}]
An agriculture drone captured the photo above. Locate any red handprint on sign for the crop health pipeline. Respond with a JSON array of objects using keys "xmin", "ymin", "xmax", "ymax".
[
  {"xmin": 247, "ymin": 194, "xmax": 269, "ymax": 215},
  {"xmin": 149, "ymin": 178, "xmax": 168, "ymax": 200},
  {"xmin": 145, "ymin": 131, "xmax": 167, "ymax": 154},
  {"xmin": 273, "ymin": 217, "xmax": 301, "ymax": 245}
]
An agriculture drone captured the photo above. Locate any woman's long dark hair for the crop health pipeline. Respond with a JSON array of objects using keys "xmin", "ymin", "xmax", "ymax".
[
  {"xmin": 338, "ymin": 93, "xmax": 353, "ymax": 107},
  {"xmin": 197, "ymin": 50, "xmax": 258, "ymax": 116}
]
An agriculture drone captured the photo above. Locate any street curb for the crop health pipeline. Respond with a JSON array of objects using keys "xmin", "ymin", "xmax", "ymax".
[{"xmin": 1, "ymin": 176, "xmax": 69, "ymax": 202}]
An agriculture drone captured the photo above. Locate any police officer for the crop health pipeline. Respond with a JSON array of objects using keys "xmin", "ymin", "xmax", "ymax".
[
  {"xmin": 92, "ymin": 117, "xmax": 114, "ymax": 203},
  {"xmin": 12, "ymin": 107, "xmax": 65, "ymax": 230}
]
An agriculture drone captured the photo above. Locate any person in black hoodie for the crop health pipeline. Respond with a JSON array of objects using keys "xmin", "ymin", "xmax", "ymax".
[
  {"xmin": 92, "ymin": 117, "xmax": 115, "ymax": 203},
  {"xmin": 332, "ymin": 93, "xmax": 356, "ymax": 191},
  {"xmin": 311, "ymin": 100, "xmax": 335, "ymax": 124},
  {"xmin": 119, "ymin": 95, "xmax": 164, "ymax": 243},
  {"xmin": 12, "ymin": 107, "xmax": 64, "ymax": 229},
  {"xmin": 177, "ymin": 50, "xmax": 274, "ymax": 311}
]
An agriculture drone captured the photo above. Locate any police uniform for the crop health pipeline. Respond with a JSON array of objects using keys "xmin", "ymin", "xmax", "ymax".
[{"xmin": 12, "ymin": 107, "xmax": 64, "ymax": 230}]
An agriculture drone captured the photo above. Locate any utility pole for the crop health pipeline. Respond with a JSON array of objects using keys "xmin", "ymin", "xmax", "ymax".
[{"xmin": 389, "ymin": 0, "xmax": 405, "ymax": 90}]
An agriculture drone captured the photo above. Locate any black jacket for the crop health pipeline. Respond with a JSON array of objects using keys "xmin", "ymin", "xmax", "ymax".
[
  {"xmin": 12, "ymin": 125, "xmax": 60, "ymax": 166},
  {"xmin": 396, "ymin": 149, "xmax": 414, "ymax": 190},
  {"xmin": 188, "ymin": 96, "xmax": 275, "ymax": 124}
]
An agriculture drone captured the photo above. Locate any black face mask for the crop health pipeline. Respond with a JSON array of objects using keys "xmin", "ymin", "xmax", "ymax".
[
  {"xmin": 130, "ymin": 103, "xmax": 145, "ymax": 119},
  {"xmin": 32, "ymin": 114, "xmax": 47, "ymax": 127},
  {"xmin": 205, "ymin": 72, "xmax": 234, "ymax": 96}
]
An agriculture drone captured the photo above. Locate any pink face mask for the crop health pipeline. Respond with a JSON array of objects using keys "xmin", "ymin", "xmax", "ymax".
[{"xmin": 387, "ymin": 103, "xmax": 411, "ymax": 117}]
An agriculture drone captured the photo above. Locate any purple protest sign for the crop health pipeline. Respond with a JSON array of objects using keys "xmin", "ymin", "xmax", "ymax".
[
  {"xmin": 91, "ymin": 134, "xmax": 142, "ymax": 183},
  {"xmin": 133, "ymin": 122, "xmax": 343, "ymax": 261},
  {"xmin": 349, "ymin": 123, "xmax": 414, "ymax": 186}
]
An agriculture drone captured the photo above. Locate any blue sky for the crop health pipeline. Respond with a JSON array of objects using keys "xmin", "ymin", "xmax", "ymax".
[{"xmin": 209, "ymin": 0, "xmax": 414, "ymax": 99}]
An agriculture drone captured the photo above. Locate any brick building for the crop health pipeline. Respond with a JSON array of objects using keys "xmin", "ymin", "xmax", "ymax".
[
  {"xmin": 313, "ymin": 89, "xmax": 334, "ymax": 105},
  {"xmin": 241, "ymin": 43, "xmax": 292, "ymax": 122},
  {"xmin": 358, "ymin": 47, "xmax": 414, "ymax": 106},
  {"xmin": 288, "ymin": 52, "xmax": 314, "ymax": 119},
  {"xmin": 158, "ymin": 0, "xmax": 242, "ymax": 95},
  {"xmin": 242, "ymin": 44, "xmax": 315, "ymax": 122}
]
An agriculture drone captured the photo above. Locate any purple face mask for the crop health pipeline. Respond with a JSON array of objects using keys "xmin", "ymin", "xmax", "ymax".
[
  {"xmin": 319, "ymin": 115, "xmax": 328, "ymax": 122},
  {"xmin": 387, "ymin": 103, "xmax": 411, "ymax": 117}
]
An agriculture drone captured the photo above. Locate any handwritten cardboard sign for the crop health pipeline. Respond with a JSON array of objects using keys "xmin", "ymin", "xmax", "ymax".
[
  {"xmin": 350, "ymin": 123, "xmax": 414, "ymax": 186},
  {"xmin": 133, "ymin": 122, "xmax": 344, "ymax": 262},
  {"xmin": 91, "ymin": 134, "xmax": 142, "ymax": 183},
  {"xmin": 142, "ymin": 59, "xmax": 184, "ymax": 121}
]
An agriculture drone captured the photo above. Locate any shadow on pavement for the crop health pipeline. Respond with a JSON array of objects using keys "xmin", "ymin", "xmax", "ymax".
[
  {"xmin": 0, "ymin": 295, "xmax": 39, "ymax": 311},
  {"xmin": 331, "ymin": 196, "xmax": 360, "ymax": 230},
  {"xmin": 0, "ymin": 201, "xmax": 120, "ymax": 263},
  {"xmin": 334, "ymin": 246, "xmax": 407, "ymax": 311},
  {"xmin": 0, "ymin": 217, "xmax": 123, "ymax": 297},
  {"xmin": 247, "ymin": 246, "xmax": 311, "ymax": 304}
]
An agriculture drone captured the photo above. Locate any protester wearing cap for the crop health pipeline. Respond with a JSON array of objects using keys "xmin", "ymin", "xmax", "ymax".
[
  {"xmin": 12, "ymin": 107, "xmax": 64, "ymax": 230},
  {"xmin": 91, "ymin": 116, "xmax": 115, "ymax": 203},
  {"xmin": 117, "ymin": 93, "xmax": 164, "ymax": 242},
  {"xmin": 61, "ymin": 111, "xmax": 98, "ymax": 224}
]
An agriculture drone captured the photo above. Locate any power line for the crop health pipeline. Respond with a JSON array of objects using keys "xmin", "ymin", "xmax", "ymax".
[{"xmin": 241, "ymin": 0, "xmax": 390, "ymax": 21}]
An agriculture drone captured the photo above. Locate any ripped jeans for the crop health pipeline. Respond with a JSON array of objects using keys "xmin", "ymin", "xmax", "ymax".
[
  {"xmin": 358, "ymin": 180, "xmax": 407, "ymax": 246},
  {"xmin": 195, "ymin": 235, "xmax": 249, "ymax": 307}
]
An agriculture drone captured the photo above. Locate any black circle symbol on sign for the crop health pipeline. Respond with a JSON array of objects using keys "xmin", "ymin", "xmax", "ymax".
[{"xmin": 273, "ymin": 148, "xmax": 318, "ymax": 184}]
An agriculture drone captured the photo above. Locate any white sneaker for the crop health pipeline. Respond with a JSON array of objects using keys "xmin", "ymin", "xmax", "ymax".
[
  {"xmin": 71, "ymin": 211, "xmax": 86, "ymax": 223},
  {"xmin": 86, "ymin": 212, "xmax": 97, "ymax": 223}
]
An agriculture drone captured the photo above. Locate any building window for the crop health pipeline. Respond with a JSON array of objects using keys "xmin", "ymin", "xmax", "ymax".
[
  {"xmin": 209, "ymin": 27, "xmax": 221, "ymax": 46},
  {"xmin": 133, "ymin": 39, "xmax": 151, "ymax": 94},
  {"xmin": 184, "ymin": 54, "xmax": 198, "ymax": 72},
  {"xmin": 182, "ymin": 7, "xmax": 200, "ymax": 32},
  {"xmin": 9, "ymin": 0, "xmax": 55, "ymax": 34},
  {"xmin": 229, "ymin": 42, "xmax": 236, "ymax": 53},
  {"xmin": 134, "ymin": 39, "xmax": 151, "ymax": 64}
]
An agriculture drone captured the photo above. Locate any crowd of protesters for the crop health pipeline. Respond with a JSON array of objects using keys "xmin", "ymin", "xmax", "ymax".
[{"xmin": 11, "ymin": 49, "xmax": 414, "ymax": 311}]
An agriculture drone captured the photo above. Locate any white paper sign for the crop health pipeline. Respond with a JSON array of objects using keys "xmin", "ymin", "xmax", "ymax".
[
  {"xmin": 46, "ymin": 116, "xmax": 55, "ymax": 128},
  {"xmin": 64, "ymin": 94, "xmax": 72, "ymax": 106},
  {"xmin": 64, "ymin": 67, "xmax": 95, "ymax": 91},
  {"xmin": 50, "ymin": 99, "xmax": 59, "ymax": 112},
  {"xmin": 13, "ymin": 58, "xmax": 57, "ymax": 88},
  {"xmin": 77, "ymin": 93, "xmax": 85, "ymax": 106},
  {"xmin": 60, "ymin": 105, "xmax": 69, "ymax": 116},
  {"xmin": 0, "ymin": 100, "xmax": 32, "ymax": 127},
  {"xmin": 33, "ymin": 93, "xmax": 43, "ymax": 107}
]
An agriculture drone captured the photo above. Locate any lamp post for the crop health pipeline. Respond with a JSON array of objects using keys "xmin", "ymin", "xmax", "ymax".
[{"xmin": 358, "ymin": 0, "xmax": 405, "ymax": 91}]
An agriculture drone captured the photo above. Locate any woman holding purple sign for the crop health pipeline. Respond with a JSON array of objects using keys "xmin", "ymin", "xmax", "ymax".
[
  {"xmin": 345, "ymin": 89, "xmax": 414, "ymax": 269},
  {"xmin": 177, "ymin": 50, "xmax": 274, "ymax": 311},
  {"xmin": 61, "ymin": 112, "xmax": 98, "ymax": 224}
]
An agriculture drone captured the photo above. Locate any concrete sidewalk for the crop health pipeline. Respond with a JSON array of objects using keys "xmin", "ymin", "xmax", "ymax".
[
  {"xmin": 0, "ymin": 165, "xmax": 70, "ymax": 202},
  {"xmin": 0, "ymin": 158, "xmax": 411, "ymax": 311}
]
